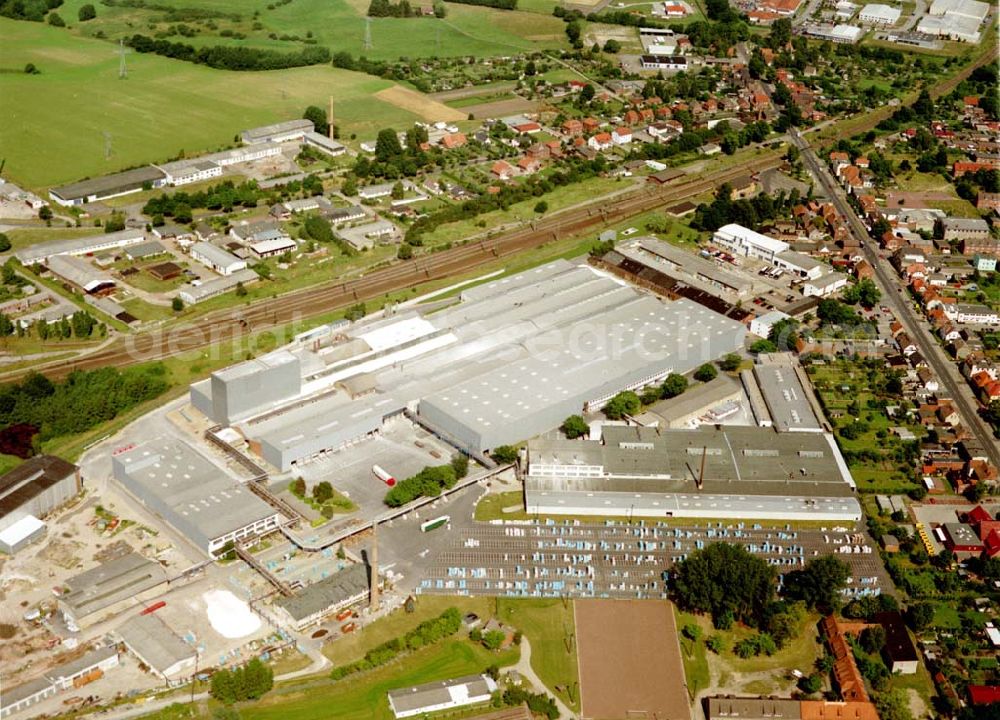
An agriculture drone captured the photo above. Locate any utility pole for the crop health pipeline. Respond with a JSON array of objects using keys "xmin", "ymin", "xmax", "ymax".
[
  {"xmin": 364, "ymin": 16, "xmax": 372, "ymax": 50},
  {"xmin": 118, "ymin": 38, "xmax": 128, "ymax": 79},
  {"xmin": 369, "ymin": 523, "xmax": 380, "ymax": 612},
  {"xmin": 103, "ymin": 131, "xmax": 113, "ymax": 160}
]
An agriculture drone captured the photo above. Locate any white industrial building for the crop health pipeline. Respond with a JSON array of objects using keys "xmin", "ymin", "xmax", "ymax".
[
  {"xmin": 0, "ymin": 455, "xmax": 80, "ymax": 553},
  {"xmin": 712, "ymin": 223, "xmax": 790, "ymax": 262},
  {"xmin": 525, "ymin": 424, "xmax": 861, "ymax": 521},
  {"xmin": 177, "ymin": 268, "xmax": 258, "ymax": 305},
  {"xmin": 189, "ymin": 242, "xmax": 248, "ymax": 276},
  {"xmin": 942, "ymin": 303, "xmax": 1000, "ymax": 325},
  {"xmin": 112, "ymin": 439, "xmax": 282, "ymax": 556},
  {"xmin": 117, "ymin": 614, "xmax": 197, "ymax": 683},
  {"xmin": 189, "ymin": 261, "xmax": 747, "ymax": 467},
  {"xmin": 241, "ymin": 119, "xmax": 314, "ymax": 144},
  {"xmin": 858, "ymin": 3, "xmax": 901, "ymax": 25},
  {"xmin": 750, "ymin": 310, "xmax": 791, "ymax": 338},
  {"xmin": 48, "ymin": 168, "xmax": 166, "ymax": 207},
  {"xmin": 15, "ymin": 228, "xmax": 146, "ymax": 265},
  {"xmin": 640, "ymin": 55, "xmax": 689, "ymax": 70},
  {"xmin": 274, "ymin": 563, "xmax": 370, "ymax": 630},
  {"xmin": 155, "ymin": 159, "xmax": 224, "ymax": 187},
  {"xmin": 802, "ymin": 23, "xmax": 865, "ymax": 42},
  {"xmin": 46, "ymin": 254, "xmax": 116, "ymax": 294},
  {"xmin": 803, "ymin": 272, "xmax": 850, "ymax": 297},
  {"xmin": 388, "ymin": 675, "xmax": 498, "ymax": 719},
  {"xmin": 917, "ymin": 0, "xmax": 988, "ymax": 40}
]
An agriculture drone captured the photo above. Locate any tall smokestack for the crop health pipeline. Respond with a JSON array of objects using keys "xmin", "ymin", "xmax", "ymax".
[
  {"xmin": 369, "ymin": 523, "xmax": 380, "ymax": 612},
  {"xmin": 697, "ymin": 446, "xmax": 707, "ymax": 490},
  {"xmin": 328, "ymin": 96, "xmax": 335, "ymax": 140}
]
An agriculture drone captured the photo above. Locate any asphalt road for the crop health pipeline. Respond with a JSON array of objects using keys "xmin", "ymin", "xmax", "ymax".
[{"xmin": 791, "ymin": 129, "xmax": 1000, "ymax": 470}]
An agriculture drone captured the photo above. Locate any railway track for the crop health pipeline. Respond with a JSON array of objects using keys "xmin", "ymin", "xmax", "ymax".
[{"xmin": 6, "ymin": 152, "xmax": 781, "ymax": 382}]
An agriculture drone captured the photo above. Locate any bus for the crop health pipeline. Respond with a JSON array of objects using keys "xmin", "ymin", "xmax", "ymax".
[{"xmin": 420, "ymin": 515, "xmax": 450, "ymax": 532}]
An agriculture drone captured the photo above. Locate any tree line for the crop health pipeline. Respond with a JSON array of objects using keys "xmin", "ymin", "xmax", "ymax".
[
  {"xmin": 383, "ymin": 455, "xmax": 468, "ymax": 506},
  {"xmin": 405, "ymin": 156, "xmax": 606, "ymax": 245},
  {"xmin": 127, "ymin": 34, "xmax": 330, "ymax": 71},
  {"xmin": 672, "ymin": 543, "xmax": 849, "ymax": 656},
  {"xmin": 209, "ymin": 658, "xmax": 274, "ymax": 704},
  {"xmin": 329, "ymin": 607, "xmax": 463, "ymax": 680},
  {"xmin": 1, "ymin": 0, "xmax": 61, "ymax": 22},
  {"xmin": 0, "ymin": 366, "xmax": 169, "ymax": 446}
]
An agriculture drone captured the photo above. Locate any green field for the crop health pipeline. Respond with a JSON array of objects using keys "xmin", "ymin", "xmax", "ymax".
[
  {"xmin": 0, "ymin": 20, "xmax": 424, "ymax": 189},
  {"xmin": 498, "ymin": 597, "xmax": 579, "ymax": 711}
]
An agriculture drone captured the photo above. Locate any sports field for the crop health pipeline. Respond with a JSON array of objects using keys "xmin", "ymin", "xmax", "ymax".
[
  {"xmin": 0, "ymin": 19, "xmax": 446, "ymax": 189},
  {"xmin": 575, "ymin": 599, "xmax": 691, "ymax": 720}
]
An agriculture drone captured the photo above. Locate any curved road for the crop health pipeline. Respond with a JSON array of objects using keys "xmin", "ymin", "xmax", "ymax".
[{"xmin": 791, "ymin": 128, "xmax": 1000, "ymax": 471}]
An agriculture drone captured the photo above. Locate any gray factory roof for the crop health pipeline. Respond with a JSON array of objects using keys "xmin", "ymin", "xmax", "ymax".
[
  {"xmin": 640, "ymin": 374, "xmax": 742, "ymax": 426},
  {"xmin": 125, "ymin": 240, "xmax": 167, "ymax": 259},
  {"xmin": 242, "ymin": 119, "xmax": 313, "ymax": 142},
  {"xmin": 0, "ymin": 454, "xmax": 77, "ymax": 518},
  {"xmin": 178, "ymin": 268, "xmax": 258, "ymax": 304},
  {"xmin": 388, "ymin": 675, "xmax": 496, "ymax": 715},
  {"xmin": 49, "ymin": 167, "xmax": 166, "ymax": 203},
  {"xmin": 421, "ymin": 294, "xmax": 744, "ymax": 449},
  {"xmin": 630, "ymin": 236, "xmax": 754, "ymax": 295},
  {"xmin": 117, "ymin": 614, "xmax": 195, "ymax": 676},
  {"xmin": 214, "ymin": 349, "xmax": 299, "ymax": 383},
  {"xmin": 707, "ymin": 697, "xmax": 802, "ymax": 720},
  {"xmin": 274, "ymin": 563, "xmax": 370, "ymax": 621},
  {"xmin": 47, "ymin": 646, "xmax": 118, "ymax": 683},
  {"xmin": 46, "ymin": 254, "xmax": 115, "ymax": 293},
  {"xmin": 60, "ymin": 552, "xmax": 167, "ymax": 618},
  {"xmin": 15, "ymin": 228, "xmax": 145, "ymax": 264},
  {"xmin": 528, "ymin": 425, "xmax": 856, "ymax": 497},
  {"xmin": 0, "ymin": 677, "xmax": 55, "ymax": 709},
  {"xmin": 751, "ymin": 357, "xmax": 822, "ymax": 432},
  {"xmin": 112, "ymin": 439, "xmax": 279, "ymax": 547},
  {"xmin": 191, "ymin": 241, "xmax": 244, "ymax": 269}
]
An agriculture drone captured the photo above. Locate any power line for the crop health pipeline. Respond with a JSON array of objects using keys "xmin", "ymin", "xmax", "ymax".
[{"xmin": 364, "ymin": 16, "xmax": 373, "ymax": 50}]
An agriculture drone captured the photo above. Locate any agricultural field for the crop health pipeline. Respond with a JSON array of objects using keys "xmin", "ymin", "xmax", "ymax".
[
  {"xmin": 24, "ymin": 0, "xmax": 566, "ymax": 61},
  {"xmin": 0, "ymin": 19, "xmax": 472, "ymax": 189}
]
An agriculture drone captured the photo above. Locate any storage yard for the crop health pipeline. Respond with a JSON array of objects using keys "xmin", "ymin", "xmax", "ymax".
[{"xmin": 415, "ymin": 519, "xmax": 889, "ymax": 599}]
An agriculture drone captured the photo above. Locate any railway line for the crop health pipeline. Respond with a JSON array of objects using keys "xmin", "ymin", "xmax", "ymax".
[{"xmin": 6, "ymin": 151, "xmax": 782, "ymax": 382}]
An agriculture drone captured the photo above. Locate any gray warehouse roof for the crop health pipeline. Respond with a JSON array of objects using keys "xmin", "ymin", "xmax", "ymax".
[
  {"xmin": 46, "ymin": 254, "xmax": 115, "ymax": 293},
  {"xmin": 15, "ymin": 228, "xmax": 146, "ymax": 265},
  {"xmin": 420, "ymin": 294, "xmax": 745, "ymax": 451},
  {"xmin": 527, "ymin": 425, "xmax": 857, "ymax": 497},
  {"xmin": 50, "ymin": 167, "xmax": 166, "ymax": 204},
  {"xmin": 60, "ymin": 552, "xmax": 167, "ymax": 619},
  {"xmin": 112, "ymin": 439, "xmax": 280, "ymax": 551},
  {"xmin": 751, "ymin": 356, "xmax": 823, "ymax": 432},
  {"xmin": 0, "ymin": 454, "xmax": 77, "ymax": 518},
  {"xmin": 274, "ymin": 563, "xmax": 370, "ymax": 621},
  {"xmin": 242, "ymin": 119, "xmax": 313, "ymax": 142},
  {"xmin": 639, "ymin": 374, "xmax": 742, "ymax": 427},
  {"xmin": 117, "ymin": 613, "xmax": 196, "ymax": 676},
  {"xmin": 388, "ymin": 675, "xmax": 496, "ymax": 715}
]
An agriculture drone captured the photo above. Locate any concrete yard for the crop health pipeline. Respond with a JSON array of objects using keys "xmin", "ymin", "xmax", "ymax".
[{"xmin": 286, "ymin": 416, "xmax": 457, "ymax": 520}]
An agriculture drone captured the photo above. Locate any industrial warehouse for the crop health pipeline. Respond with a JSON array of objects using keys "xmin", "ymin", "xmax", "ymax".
[
  {"xmin": 111, "ymin": 439, "xmax": 283, "ymax": 556},
  {"xmin": 189, "ymin": 260, "xmax": 747, "ymax": 466},
  {"xmin": 0, "ymin": 455, "xmax": 80, "ymax": 554},
  {"xmin": 524, "ymin": 424, "xmax": 861, "ymax": 521}
]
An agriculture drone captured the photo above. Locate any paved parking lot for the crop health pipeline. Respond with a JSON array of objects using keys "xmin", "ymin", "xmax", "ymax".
[{"xmin": 416, "ymin": 520, "xmax": 891, "ymax": 600}]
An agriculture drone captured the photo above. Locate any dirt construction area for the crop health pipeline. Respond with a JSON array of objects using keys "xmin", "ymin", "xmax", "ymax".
[
  {"xmin": 575, "ymin": 599, "xmax": 691, "ymax": 720},
  {"xmin": 375, "ymin": 85, "xmax": 466, "ymax": 122}
]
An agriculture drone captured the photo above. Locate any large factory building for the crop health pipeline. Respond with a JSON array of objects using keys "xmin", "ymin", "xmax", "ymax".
[
  {"xmin": 112, "ymin": 439, "xmax": 282, "ymax": 555},
  {"xmin": 189, "ymin": 261, "xmax": 747, "ymax": 466},
  {"xmin": 525, "ymin": 425, "xmax": 861, "ymax": 522}
]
